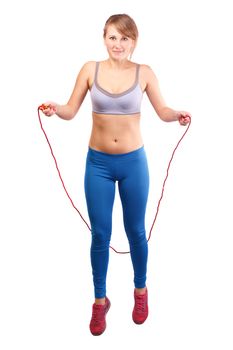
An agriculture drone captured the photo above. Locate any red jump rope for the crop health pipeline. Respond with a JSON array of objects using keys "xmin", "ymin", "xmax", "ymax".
[{"xmin": 38, "ymin": 105, "xmax": 191, "ymax": 254}]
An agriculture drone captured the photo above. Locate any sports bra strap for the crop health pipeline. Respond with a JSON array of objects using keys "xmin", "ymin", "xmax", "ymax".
[
  {"xmin": 94, "ymin": 62, "xmax": 100, "ymax": 82},
  {"xmin": 135, "ymin": 63, "xmax": 140, "ymax": 83}
]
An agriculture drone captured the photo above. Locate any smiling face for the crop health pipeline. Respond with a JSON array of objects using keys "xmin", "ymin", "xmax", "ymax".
[{"xmin": 104, "ymin": 25, "xmax": 135, "ymax": 61}]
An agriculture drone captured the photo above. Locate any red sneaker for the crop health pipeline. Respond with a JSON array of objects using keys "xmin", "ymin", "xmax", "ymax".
[
  {"xmin": 132, "ymin": 289, "xmax": 148, "ymax": 324},
  {"xmin": 89, "ymin": 297, "xmax": 111, "ymax": 336}
]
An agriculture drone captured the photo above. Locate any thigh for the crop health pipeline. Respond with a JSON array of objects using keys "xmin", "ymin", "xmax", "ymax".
[
  {"xmin": 84, "ymin": 157, "xmax": 116, "ymax": 237},
  {"xmin": 118, "ymin": 155, "xmax": 149, "ymax": 235}
]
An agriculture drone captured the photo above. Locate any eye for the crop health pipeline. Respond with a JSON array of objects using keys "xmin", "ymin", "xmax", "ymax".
[
  {"xmin": 122, "ymin": 37, "xmax": 129, "ymax": 41},
  {"xmin": 109, "ymin": 36, "xmax": 116, "ymax": 40}
]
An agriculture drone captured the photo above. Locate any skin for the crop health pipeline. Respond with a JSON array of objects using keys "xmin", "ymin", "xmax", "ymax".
[{"xmin": 41, "ymin": 24, "xmax": 191, "ymax": 305}]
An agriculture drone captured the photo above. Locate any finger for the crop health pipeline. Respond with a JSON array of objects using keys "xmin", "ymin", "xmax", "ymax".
[
  {"xmin": 181, "ymin": 120, "xmax": 187, "ymax": 126},
  {"xmin": 39, "ymin": 104, "xmax": 51, "ymax": 113}
]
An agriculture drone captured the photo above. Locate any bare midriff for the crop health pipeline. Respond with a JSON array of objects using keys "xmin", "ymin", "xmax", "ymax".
[{"xmin": 88, "ymin": 112, "xmax": 144, "ymax": 154}]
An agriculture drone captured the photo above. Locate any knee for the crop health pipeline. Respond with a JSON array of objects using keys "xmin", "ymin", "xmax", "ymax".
[
  {"xmin": 91, "ymin": 227, "xmax": 111, "ymax": 251},
  {"xmin": 126, "ymin": 228, "xmax": 147, "ymax": 248}
]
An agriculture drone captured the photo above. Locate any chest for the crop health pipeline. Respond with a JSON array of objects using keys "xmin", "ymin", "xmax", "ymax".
[{"xmin": 97, "ymin": 70, "xmax": 137, "ymax": 94}]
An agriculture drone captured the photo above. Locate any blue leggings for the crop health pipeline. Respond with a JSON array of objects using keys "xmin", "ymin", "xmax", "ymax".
[{"xmin": 84, "ymin": 146, "xmax": 150, "ymax": 298}]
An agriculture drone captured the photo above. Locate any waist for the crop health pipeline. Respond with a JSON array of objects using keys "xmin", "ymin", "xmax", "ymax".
[
  {"xmin": 87, "ymin": 145, "xmax": 146, "ymax": 160},
  {"xmin": 89, "ymin": 114, "xmax": 143, "ymax": 154}
]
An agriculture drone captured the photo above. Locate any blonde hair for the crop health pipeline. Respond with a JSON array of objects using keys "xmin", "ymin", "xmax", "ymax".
[{"xmin": 103, "ymin": 14, "xmax": 139, "ymax": 44}]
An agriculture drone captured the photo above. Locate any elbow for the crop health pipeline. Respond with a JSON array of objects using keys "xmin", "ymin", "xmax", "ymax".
[
  {"xmin": 67, "ymin": 113, "xmax": 76, "ymax": 121},
  {"xmin": 156, "ymin": 106, "xmax": 168, "ymax": 121},
  {"xmin": 65, "ymin": 104, "xmax": 77, "ymax": 120}
]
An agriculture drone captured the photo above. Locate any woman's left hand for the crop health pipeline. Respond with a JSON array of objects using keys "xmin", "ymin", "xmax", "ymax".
[{"xmin": 177, "ymin": 111, "xmax": 192, "ymax": 126}]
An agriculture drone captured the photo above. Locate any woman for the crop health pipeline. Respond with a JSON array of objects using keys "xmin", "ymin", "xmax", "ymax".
[{"xmin": 40, "ymin": 14, "xmax": 191, "ymax": 336}]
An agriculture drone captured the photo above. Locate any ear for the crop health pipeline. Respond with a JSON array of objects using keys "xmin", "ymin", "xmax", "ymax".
[
  {"xmin": 129, "ymin": 42, "xmax": 136, "ymax": 60},
  {"xmin": 131, "ymin": 39, "xmax": 137, "ymax": 51}
]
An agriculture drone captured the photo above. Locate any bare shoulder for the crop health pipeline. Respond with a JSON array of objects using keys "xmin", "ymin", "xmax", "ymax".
[
  {"xmin": 79, "ymin": 61, "xmax": 96, "ymax": 76},
  {"xmin": 76, "ymin": 61, "xmax": 96, "ymax": 88},
  {"xmin": 139, "ymin": 64, "xmax": 158, "ymax": 81}
]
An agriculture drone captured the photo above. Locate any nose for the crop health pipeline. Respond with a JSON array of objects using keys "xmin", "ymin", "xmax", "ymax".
[{"xmin": 113, "ymin": 39, "xmax": 121, "ymax": 48}]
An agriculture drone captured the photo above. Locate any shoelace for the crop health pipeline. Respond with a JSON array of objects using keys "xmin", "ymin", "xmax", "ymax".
[{"xmin": 135, "ymin": 294, "xmax": 147, "ymax": 313}]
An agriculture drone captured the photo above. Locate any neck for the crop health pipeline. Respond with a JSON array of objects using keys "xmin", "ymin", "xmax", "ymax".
[{"xmin": 106, "ymin": 58, "xmax": 131, "ymax": 69}]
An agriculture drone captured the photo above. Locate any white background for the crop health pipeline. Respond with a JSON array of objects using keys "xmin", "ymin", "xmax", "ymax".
[{"xmin": 0, "ymin": 0, "xmax": 233, "ymax": 349}]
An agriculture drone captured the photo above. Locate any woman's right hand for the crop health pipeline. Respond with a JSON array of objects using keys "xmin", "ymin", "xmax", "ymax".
[{"xmin": 39, "ymin": 102, "xmax": 58, "ymax": 117}]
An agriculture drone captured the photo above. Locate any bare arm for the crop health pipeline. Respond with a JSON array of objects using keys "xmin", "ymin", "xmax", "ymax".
[
  {"xmin": 143, "ymin": 65, "xmax": 191, "ymax": 124},
  {"xmin": 41, "ymin": 61, "xmax": 94, "ymax": 120}
]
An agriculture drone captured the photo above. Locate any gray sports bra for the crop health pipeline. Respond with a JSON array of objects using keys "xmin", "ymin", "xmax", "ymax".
[{"xmin": 90, "ymin": 62, "xmax": 143, "ymax": 115}]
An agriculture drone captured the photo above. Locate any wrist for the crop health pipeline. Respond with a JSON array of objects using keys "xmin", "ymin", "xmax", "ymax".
[
  {"xmin": 174, "ymin": 110, "xmax": 180, "ymax": 121},
  {"xmin": 54, "ymin": 103, "xmax": 60, "ymax": 115}
]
